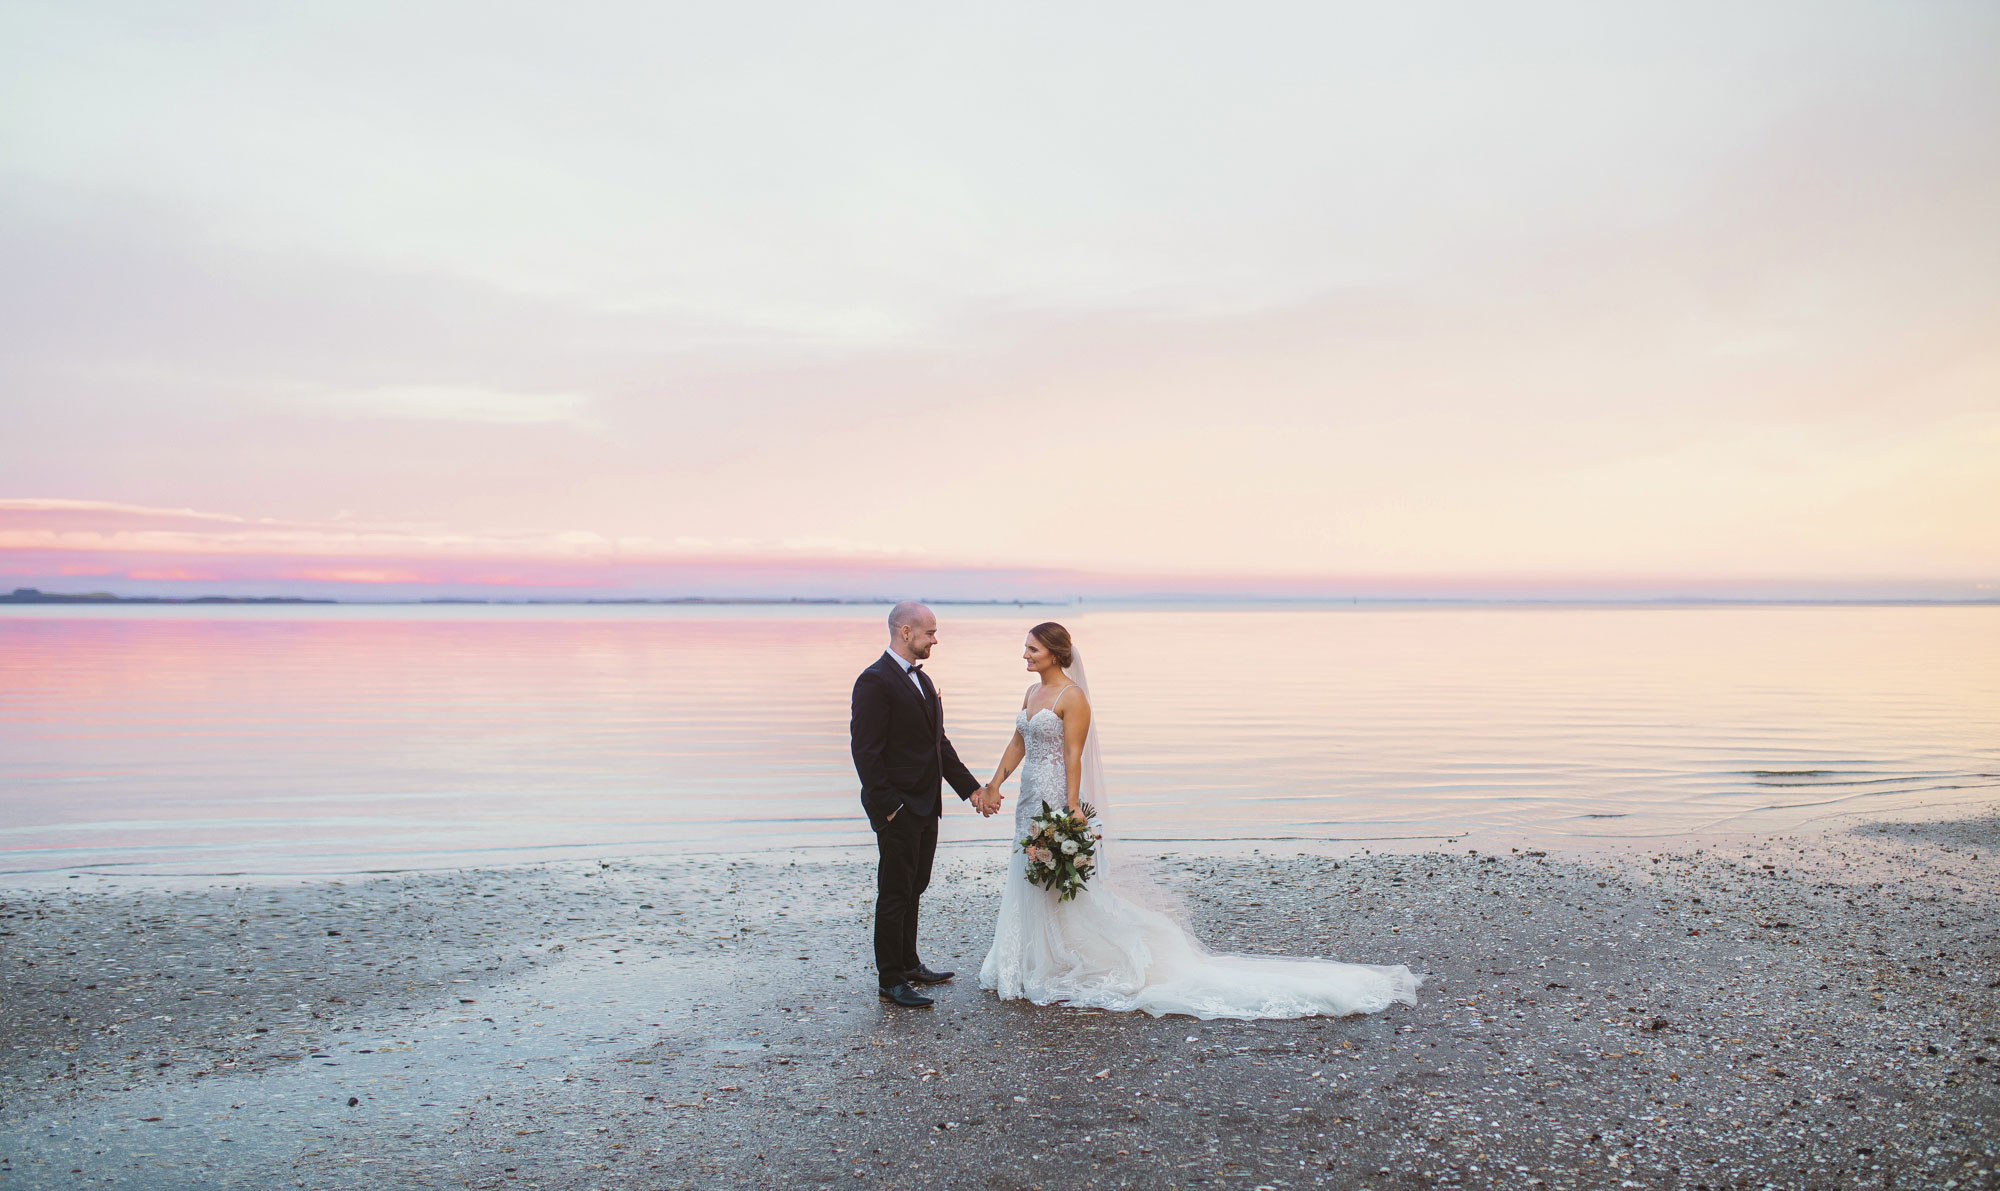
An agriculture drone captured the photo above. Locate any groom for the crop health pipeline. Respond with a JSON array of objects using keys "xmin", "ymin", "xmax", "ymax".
[{"xmin": 851, "ymin": 601, "xmax": 996, "ymax": 1008}]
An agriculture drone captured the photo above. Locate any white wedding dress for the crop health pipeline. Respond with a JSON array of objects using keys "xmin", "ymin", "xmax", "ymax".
[{"xmin": 978, "ymin": 700, "xmax": 1422, "ymax": 1020}]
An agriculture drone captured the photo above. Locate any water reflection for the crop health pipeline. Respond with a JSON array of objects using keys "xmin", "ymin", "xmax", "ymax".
[{"xmin": 1, "ymin": 604, "xmax": 1994, "ymax": 874}]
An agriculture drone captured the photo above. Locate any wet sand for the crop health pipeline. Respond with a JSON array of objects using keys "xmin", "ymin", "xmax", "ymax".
[{"xmin": 3, "ymin": 816, "xmax": 1996, "ymax": 1190}]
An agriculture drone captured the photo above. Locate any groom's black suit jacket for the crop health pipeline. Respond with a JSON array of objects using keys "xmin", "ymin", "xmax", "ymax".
[{"xmin": 851, "ymin": 652, "xmax": 980, "ymax": 831}]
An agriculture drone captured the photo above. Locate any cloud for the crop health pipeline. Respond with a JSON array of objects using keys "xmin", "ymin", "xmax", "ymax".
[
  {"xmin": 1, "ymin": 7, "xmax": 1995, "ymax": 595},
  {"xmin": 0, "ymin": 498, "xmax": 920, "ymax": 563},
  {"xmin": 0, "ymin": 498, "xmax": 252, "ymax": 525},
  {"xmin": 289, "ymin": 567, "xmax": 433, "ymax": 585},
  {"xmin": 310, "ymin": 384, "xmax": 599, "ymax": 426},
  {"xmin": 0, "ymin": 496, "xmax": 1990, "ymax": 601},
  {"xmin": 9, "ymin": 3, "xmax": 1993, "ymax": 339}
]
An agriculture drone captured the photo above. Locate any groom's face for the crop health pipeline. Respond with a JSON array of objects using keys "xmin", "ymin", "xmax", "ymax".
[{"xmin": 902, "ymin": 613, "xmax": 939, "ymax": 660}]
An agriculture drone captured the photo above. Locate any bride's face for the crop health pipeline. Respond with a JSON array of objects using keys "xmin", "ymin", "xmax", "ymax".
[{"xmin": 1022, "ymin": 634, "xmax": 1056, "ymax": 673}]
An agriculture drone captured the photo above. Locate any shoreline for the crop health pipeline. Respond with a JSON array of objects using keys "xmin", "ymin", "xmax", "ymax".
[
  {"xmin": 7, "ymin": 791, "xmax": 1996, "ymax": 890},
  {"xmin": 2, "ymin": 814, "xmax": 1994, "ymax": 1189}
]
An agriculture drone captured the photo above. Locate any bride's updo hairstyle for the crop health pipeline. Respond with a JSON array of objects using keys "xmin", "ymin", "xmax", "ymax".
[{"xmin": 1029, "ymin": 622, "xmax": 1074, "ymax": 669}]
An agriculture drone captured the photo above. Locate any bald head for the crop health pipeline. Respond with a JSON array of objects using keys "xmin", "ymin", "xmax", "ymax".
[
  {"xmin": 888, "ymin": 601, "xmax": 930, "ymax": 633},
  {"xmin": 887, "ymin": 601, "xmax": 939, "ymax": 661}
]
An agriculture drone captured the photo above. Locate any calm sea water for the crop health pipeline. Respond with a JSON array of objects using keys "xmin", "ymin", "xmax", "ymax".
[{"xmin": 1, "ymin": 603, "xmax": 1995, "ymax": 876}]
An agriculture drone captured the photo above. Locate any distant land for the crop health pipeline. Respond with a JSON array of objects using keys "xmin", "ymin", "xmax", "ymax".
[{"xmin": 2, "ymin": 588, "xmax": 336, "ymax": 605}]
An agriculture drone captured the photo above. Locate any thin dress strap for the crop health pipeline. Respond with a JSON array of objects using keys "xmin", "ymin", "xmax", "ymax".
[{"xmin": 1025, "ymin": 683, "xmax": 1080, "ymax": 718}]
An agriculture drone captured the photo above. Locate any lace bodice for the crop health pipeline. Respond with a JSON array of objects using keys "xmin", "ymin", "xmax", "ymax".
[{"xmin": 1014, "ymin": 707, "xmax": 1069, "ymax": 834}]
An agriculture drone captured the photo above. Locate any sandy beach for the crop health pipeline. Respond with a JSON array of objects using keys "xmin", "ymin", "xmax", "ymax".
[{"xmin": 3, "ymin": 816, "xmax": 1995, "ymax": 1190}]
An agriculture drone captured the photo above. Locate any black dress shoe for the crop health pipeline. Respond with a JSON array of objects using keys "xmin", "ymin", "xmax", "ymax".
[
  {"xmin": 878, "ymin": 983, "xmax": 934, "ymax": 1008},
  {"xmin": 908, "ymin": 965, "xmax": 955, "ymax": 985}
]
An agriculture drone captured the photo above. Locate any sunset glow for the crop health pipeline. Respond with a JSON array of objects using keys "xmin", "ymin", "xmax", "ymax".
[{"xmin": 3, "ymin": 4, "xmax": 1996, "ymax": 600}]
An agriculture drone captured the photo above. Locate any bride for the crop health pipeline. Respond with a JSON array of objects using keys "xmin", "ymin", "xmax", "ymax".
[{"xmin": 977, "ymin": 621, "xmax": 1422, "ymax": 1019}]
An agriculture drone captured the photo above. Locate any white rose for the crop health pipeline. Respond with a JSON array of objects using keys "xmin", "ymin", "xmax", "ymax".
[{"xmin": 1060, "ymin": 839, "xmax": 1080, "ymax": 855}]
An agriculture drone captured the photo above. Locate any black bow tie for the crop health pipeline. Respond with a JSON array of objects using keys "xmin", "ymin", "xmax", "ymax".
[{"xmin": 907, "ymin": 664, "xmax": 924, "ymax": 676}]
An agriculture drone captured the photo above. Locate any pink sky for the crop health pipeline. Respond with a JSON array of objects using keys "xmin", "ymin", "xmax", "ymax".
[
  {"xmin": 2, "ymin": 498, "xmax": 1989, "ymax": 602},
  {"xmin": 3, "ymin": 4, "xmax": 1996, "ymax": 601}
]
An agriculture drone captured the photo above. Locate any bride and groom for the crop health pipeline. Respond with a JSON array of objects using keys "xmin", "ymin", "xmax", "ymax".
[{"xmin": 851, "ymin": 601, "xmax": 1422, "ymax": 1017}]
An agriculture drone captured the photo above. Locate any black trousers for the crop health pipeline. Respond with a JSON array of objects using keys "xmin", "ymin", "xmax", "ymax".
[{"xmin": 873, "ymin": 808, "xmax": 938, "ymax": 987}]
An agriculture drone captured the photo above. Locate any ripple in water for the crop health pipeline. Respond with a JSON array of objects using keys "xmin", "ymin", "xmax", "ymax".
[{"xmin": 0, "ymin": 603, "xmax": 1994, "ymax": 874}]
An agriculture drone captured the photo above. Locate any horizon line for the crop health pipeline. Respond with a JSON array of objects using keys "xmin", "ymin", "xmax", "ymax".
[{"xmin": 5, "ymin": 587, "xmax": 1998, "ymax": 609}]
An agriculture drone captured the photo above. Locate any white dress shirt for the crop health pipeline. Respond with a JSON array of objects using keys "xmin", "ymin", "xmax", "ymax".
[{"xmin": 884, "ymin": 650, "xmax": 927, "ymax": 699}]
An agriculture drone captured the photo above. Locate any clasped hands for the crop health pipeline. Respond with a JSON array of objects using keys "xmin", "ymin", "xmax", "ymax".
[{"xmin": 970, "ymin": 782, "xmax": 1005, "ymax": 817}]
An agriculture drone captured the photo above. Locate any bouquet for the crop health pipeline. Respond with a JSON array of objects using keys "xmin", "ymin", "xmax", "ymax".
[{"xmin": 1019, "ymin": 803, "xmax": 1100, "ymax": 901}]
